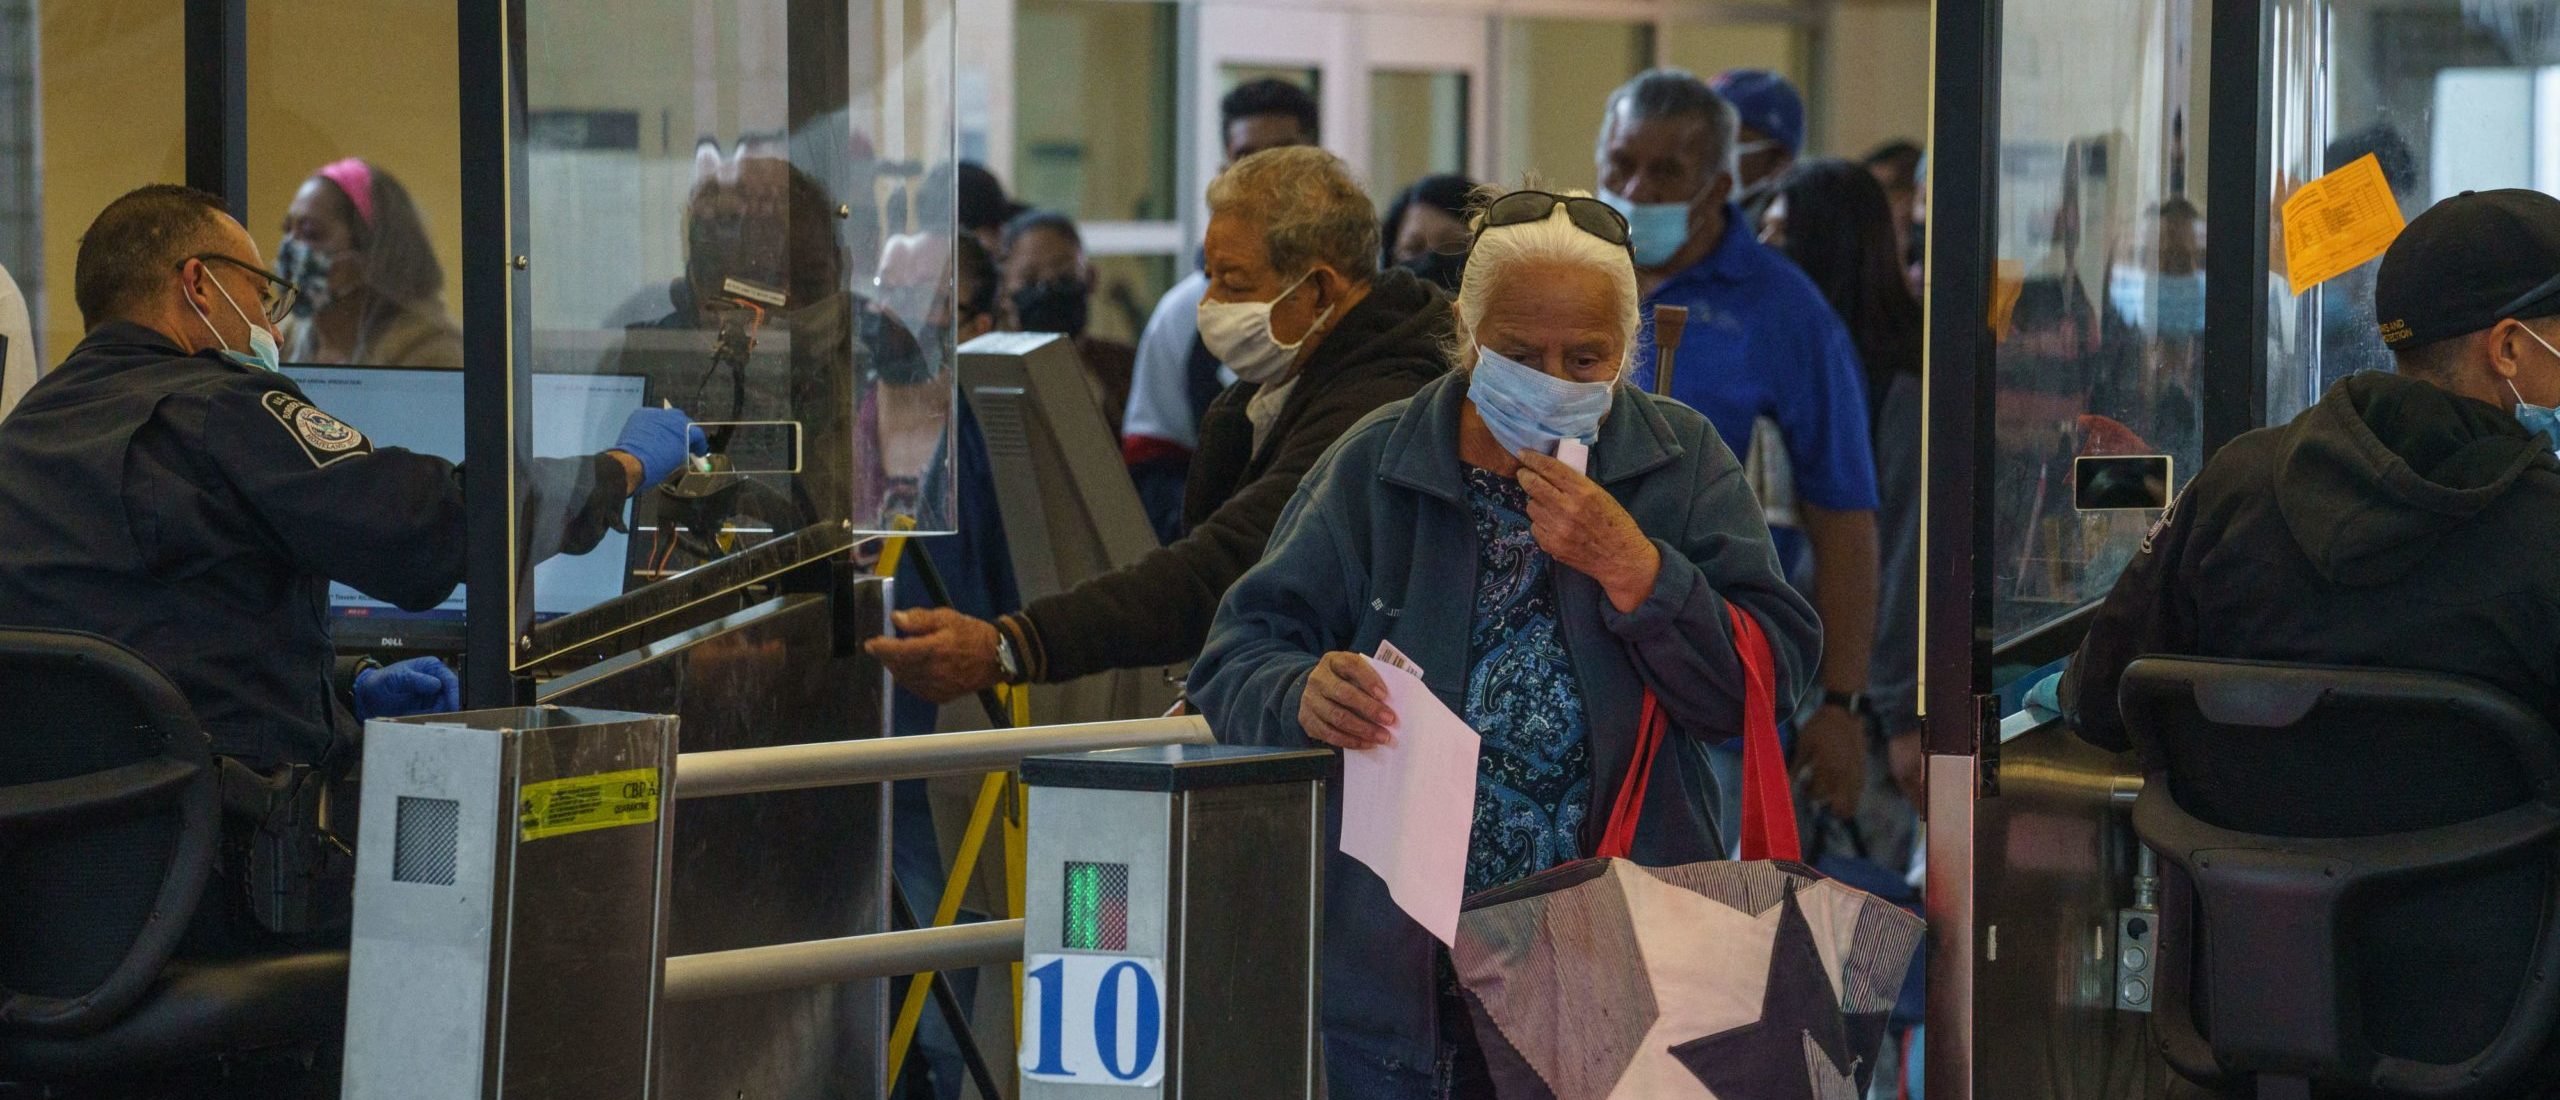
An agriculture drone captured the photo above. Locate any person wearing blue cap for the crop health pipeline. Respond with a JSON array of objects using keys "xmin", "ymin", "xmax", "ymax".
[
  {"xmin": 1712, "ymin": 68, "xmax": 1806, "ymax": 224},
  {"xmin": 1593, "ymin": 68, "xmax": 1880, "ymax": 821}
]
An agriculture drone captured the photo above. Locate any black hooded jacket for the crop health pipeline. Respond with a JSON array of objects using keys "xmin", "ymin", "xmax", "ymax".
[
  {"xmin": 2068, "ymin": 370, "xmax": 2560, "ymax": 758},
  {"xmin": 1012, "ymin": 267, "xmax": 1452, "ymax": 682}
]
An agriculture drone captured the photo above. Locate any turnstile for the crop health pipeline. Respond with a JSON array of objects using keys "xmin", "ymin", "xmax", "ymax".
[
  {"xmin": 1019, "ymin": 744, "xmax": 1330, "ymax": 1099},
  {"xmin": 341, "ymin": 706, "xmax": 677, "ymax": 1100}
]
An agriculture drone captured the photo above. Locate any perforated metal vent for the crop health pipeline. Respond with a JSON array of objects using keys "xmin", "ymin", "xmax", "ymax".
[
  {"xmin": 974, "ymin": 388, "xmax": 1031, "ymax": 458},
  {"xmin": 392, "ymin": 796, "xmax": 461, "ymax": 885}
]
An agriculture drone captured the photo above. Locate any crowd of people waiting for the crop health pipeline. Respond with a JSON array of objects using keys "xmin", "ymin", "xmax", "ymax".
[{"xmin": 865, "ymin": 68, "xmax": 1942, "ymax": 1100}]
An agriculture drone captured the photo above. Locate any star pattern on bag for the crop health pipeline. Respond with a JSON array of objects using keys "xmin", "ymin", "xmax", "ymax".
[{"xmin": 1668, "ymin": 884, "xmax": 1890, "ymax": 1097}]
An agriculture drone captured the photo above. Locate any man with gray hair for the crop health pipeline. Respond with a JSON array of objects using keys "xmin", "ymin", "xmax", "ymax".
[
  {"xmin": 1596, "ymin": 68, "xmax": 1884, "ymax": 817},
  {"xmin": 871, "ymin": 146, "xmax": 1450, "ymax": 702}
]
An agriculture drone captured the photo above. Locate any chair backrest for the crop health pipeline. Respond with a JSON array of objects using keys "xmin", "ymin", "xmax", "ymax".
[
  {"xmin": 0, "ymin": 628, "xmax": 216, "ymax": 1036},
  {"xmin": 2121, "ymin": 656, "xmax": 2560, "ymax": 1098}
]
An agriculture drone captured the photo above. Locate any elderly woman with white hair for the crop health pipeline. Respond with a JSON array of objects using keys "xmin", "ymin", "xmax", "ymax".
[{"xmin": 1189, "ymin": 190, "xmax": 1820, "ymax": 1095}]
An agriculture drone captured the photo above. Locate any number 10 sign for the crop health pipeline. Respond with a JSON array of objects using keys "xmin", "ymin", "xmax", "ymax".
[{"xmin": 1019, "ymin": 953, "xmax": 1167, "ymax": 1087}]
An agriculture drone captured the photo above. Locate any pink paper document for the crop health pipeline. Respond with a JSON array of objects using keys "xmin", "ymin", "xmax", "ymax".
[{"xmin": 1340, "ymin": 647, "xmax": 1482, "ymax": 946}]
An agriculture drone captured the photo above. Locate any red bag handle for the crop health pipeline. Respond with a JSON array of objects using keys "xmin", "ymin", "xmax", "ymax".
[{"xmin": 1598, "ymin": 605, "xmax": 1800, "ymax": 863}]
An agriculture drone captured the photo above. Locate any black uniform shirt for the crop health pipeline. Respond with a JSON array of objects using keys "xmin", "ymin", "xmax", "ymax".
[{"xmin": 0, "ymin": 323, "xmax": 625, "ymax": 767}]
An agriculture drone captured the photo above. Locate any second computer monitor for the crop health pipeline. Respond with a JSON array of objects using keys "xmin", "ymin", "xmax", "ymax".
[{"xmin": 280, "ymin": 365, "xmax": 647, "ymax": 649}]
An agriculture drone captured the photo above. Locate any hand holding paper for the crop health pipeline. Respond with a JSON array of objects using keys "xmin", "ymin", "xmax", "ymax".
[
  {"xmin": 1338, "ymin": 640, "xmax": 1482, "ymax": 947},
  {"xmin": 1299, "ymin": 651, "xmax": 1397, "ymax": 749}
]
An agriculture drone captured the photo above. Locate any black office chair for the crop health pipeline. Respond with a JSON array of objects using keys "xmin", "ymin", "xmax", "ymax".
[
  {"xmin": 2122, "ymin": 657, "xmax": 2560, "ymax": 1100},
  {"xmin": 0, "ymin": 628, "xmax": 347, "ymax": 1091}
]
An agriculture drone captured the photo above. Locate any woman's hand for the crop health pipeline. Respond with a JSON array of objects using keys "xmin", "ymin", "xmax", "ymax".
[
  {"xmin": 1299, "ymin": 651, "xmax": 1397, "ymax": 750},
  {"xmin": 1518, "ymin": 450, "xmax": 1661, "ymax": 612}
]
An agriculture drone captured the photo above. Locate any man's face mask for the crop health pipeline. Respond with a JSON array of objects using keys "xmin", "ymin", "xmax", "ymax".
[
  {"xmin": 2510, "ymin": 323, "xmax": 2560, "ymax": 449},
  {"xmin": 1600, "ymin": 188, "xmax": 1703, "ymax": 268},
  {"xmin": 1009, "ymin": 277, "xmax": 1090, "ymax": 338},
  {"xmin": 187, "ymin": 265, "xmax": 281, "ymax": 373}
]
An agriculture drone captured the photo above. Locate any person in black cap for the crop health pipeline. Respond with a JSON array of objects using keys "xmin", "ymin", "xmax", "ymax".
[
  {"xmin": 2068, "ymin": 187, "xmax": 2560, "ymax": 754},
  {"xmin": 2060, "ymin": 186, "xmax": 2560, "ymax": 1097}
]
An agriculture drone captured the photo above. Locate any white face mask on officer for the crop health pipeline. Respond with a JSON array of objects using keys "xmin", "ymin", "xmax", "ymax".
[{"xmin": 1197, "ymin": 269, "xmax": 1333, "ymax": 385}]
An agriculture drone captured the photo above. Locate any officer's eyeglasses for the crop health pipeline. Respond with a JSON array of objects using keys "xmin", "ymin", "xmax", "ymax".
[
  {"xmin": 184, "ymin": 254, "xmax": 298, "ymax": 325},
  {"xmin": 1477, "ymin": 190, "xmax": 1633, "ymax": 255}
]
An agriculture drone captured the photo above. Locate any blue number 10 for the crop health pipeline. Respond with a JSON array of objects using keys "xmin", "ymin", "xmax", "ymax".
[
  {"xmin": 1026, "ymin": 958, "xmax": 1069, "ymax": 1075},
  {"xmin": 1094, "ymin": 960, "xmax": 1162, "ymax": 1080}
]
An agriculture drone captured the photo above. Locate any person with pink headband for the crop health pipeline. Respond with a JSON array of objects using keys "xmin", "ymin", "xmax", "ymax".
[{"xmin": 275, "ymin": 158, "xmax": 462, "ymax": 368}]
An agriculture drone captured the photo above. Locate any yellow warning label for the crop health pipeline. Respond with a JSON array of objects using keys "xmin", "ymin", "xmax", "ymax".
[
  {"xmin": 2281, "ymin": 153, "xmax": 2407, "ymax": 294},
  {"xmin": 518, "ymin": 767, "xmax": 661, "ymax": 842}
]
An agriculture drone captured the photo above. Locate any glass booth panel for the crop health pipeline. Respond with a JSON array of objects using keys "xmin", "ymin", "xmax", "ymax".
[
  {"xmin": 1989, "ymin": 0, "xmax": 2207, "ymax": 641},
  {"xmin": 26, "ymin": 0, "xmax": 186, "ymax": 365},
  {"xmin": 2286, "ymin": 0, "xmax": 2560, "ymax": 417},
  {"xmin": 251, "ymin": 1, "xmax": 464, "ymax": 372},
  {"xmin": 515, "ymin": 0, "xmax": 956, "ymax": 661}
]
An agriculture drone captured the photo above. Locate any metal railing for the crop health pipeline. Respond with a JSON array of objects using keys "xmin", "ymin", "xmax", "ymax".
[
  {"xmin": 663, "ymin": 920, "xmax": 1027, "ymax": 1004},
  {"xmin": 660, "ymin": 715, "xmax": 1211, "ymax": 997},
  {"xmin": 676, "ymin": 715, "xmax": 1209, "ymax": 800}
]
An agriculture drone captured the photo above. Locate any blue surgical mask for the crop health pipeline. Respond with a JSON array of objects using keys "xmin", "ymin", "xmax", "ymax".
[
  {"xmin": 1601, "ymin": 190, "xmax": 1695, "ymax": 267},
  {"xmin": 1468, "ymin": 345, "xmax": 1616, "ymax": 458},
  {"xmin": 2511, "ymin": 326, "xmax": 2560, "ymax": 449},
  {"xmin": 188, "ymin": 270, "xmax": 282, "ymax": 373},
  {"xmin": 2108, "ymin": 266, "xmax": 2206, "ymax": 339}
]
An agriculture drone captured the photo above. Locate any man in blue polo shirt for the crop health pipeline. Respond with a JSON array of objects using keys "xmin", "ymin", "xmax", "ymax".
[{"xmin": 1595, "ymin": 67, "xmax": 1881, "ymax": 817}]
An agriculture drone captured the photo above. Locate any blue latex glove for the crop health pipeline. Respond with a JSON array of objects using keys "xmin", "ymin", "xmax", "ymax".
[
  {"xmin": 2022, "ymin": 668, "xmax": 2065, "ymax": 724},
  {"xmin": 611, "ymin": 407, "xmax": 711, "ymax": 490},
  {"xmin": 353, "ymin": 656, "xmax": 461, "ymax": 720}
]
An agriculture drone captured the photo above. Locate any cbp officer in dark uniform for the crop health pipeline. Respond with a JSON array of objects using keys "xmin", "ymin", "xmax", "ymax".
[{"xmin": 0, "ymin": 184, "xmax": 703, "ymax": 943}]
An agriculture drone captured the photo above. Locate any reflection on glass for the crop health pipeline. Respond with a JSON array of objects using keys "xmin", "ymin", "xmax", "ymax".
[
  {"xmin": 1369, "ymin": 70, "xmax": 1469, "ymax": 212},
  {"xmin": 274, "ymin": 160, "xmax": 463, "ymax": 368},
  {"xmin": 517, "ymin": 0, "xmax": 955, "ymax": 648},
  {"xmin": 248, "ymin": 2, "xmax": 467, "ymax": 373},
  {"xmin": 1989, "ymin": 0, "xmax": 2206, "ymax": 641}
]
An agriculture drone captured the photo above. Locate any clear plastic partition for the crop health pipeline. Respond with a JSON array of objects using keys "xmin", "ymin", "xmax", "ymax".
[
  {"xmin": 513, "ymin": 0, "xmax": 956, "ymax": 662},
  {"xmin": 1989, "ymin": 0, "xmax": 2208, "ymax": 641},
  {"xmin": 2281, "ymin": 0, "xmax": 2560, "ymax": 419}
]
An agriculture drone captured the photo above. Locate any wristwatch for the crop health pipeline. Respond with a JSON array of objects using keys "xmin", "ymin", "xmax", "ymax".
[
  {"xmin": 994, "ymin": 630, "xmax": 1023, "ymax": 685},
  {"xmin": 1820, "ymin": 688, "xmax": 1872, "ymax": 717}
]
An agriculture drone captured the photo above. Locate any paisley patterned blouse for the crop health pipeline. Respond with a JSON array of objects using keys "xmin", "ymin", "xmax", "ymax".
[{"xmin": 1459, "ymin": 466, "xmax": 1594, "ymax": 895}]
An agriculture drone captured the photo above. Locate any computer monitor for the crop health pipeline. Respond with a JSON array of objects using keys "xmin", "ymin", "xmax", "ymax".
[
  {"xmin": 279, "ymin": 365, "xmax": 649, "ymax": 650},
  {"xmin": 957, "ymin": 332, "xmax": 1176, "ymax": 724}
]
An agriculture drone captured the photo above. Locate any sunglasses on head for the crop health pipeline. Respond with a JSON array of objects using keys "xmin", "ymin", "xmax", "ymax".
[{"xmin": 1478, "ymin": 191, "xmax": 1633, "ymax": 255}]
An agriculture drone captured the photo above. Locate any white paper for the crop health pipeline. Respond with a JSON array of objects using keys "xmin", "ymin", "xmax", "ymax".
[
  {"xmin": 1555, "ymin": 438, "xmax": 1590, "ymax": 474},
  {"xmin": 1340, "ymin": 650, "xmax": 1482, "ymax": 946}
]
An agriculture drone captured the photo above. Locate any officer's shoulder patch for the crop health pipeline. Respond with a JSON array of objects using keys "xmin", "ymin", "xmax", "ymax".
[{"xmin": 260, "ymin": 390, "xmax": 371, "ymax": 468}]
